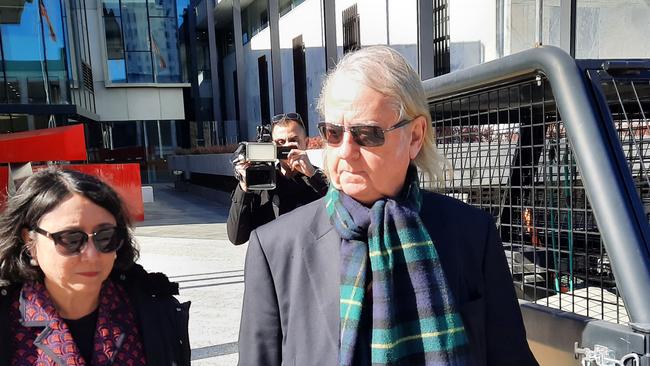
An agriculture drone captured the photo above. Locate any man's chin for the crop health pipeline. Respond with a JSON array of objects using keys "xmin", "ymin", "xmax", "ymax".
[{"xmin": 341, "ymin": 185, "xmax": 378, "ymax": 205}]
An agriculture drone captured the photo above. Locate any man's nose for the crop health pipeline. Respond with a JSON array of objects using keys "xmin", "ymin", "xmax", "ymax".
[{"xmin": 337, "ymin": 131, "xmax": 360, "ymax": 159}]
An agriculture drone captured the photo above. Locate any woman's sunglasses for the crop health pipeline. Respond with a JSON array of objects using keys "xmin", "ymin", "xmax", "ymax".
[
  {"xmin": 317, "ymin": 119, "xmax": 413, "ymax": 147},
  {"xmin": 32, "ymin": 226, "xmax": 126, "ymax": 256}
]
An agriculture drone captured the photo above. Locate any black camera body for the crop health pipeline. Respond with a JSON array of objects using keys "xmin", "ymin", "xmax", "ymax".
[{"xmin": 231, "ymin": 125, "xmax": 292, "ymax": 190}]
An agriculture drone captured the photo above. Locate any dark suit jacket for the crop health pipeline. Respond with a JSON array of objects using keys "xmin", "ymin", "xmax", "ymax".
[
  {"xmin": 227, "ymin": 169, "xmax": 329, "ymax": 245},
  {"xmin": 238, "ymin": 191, "xmax": 538, "ymax": 366}
]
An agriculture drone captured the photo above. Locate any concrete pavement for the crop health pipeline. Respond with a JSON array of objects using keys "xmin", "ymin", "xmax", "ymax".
[{"xmin": 134, "ymin": 184, "xmax": 245, "ymax": 365}]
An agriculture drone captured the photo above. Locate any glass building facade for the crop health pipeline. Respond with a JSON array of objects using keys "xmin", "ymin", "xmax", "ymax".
[
  {"xmin": 0, "ymin": 0, "xmax": 67, "ymax": 106},
  {"xmin": 0, "ymin": 0, "xmax": 96, "ymax": 133},
  {"xmin": 101, "ymin": 0, "xmax": 189, "ymax": 84}
]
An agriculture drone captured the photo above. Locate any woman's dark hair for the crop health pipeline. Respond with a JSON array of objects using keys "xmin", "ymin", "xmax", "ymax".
[{"xmin": 0, "ymin": 168, "xmax": 139, "ymax": 286}]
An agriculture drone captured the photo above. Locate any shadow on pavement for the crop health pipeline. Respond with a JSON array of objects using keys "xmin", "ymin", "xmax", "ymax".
[
  {"xmin": 192, "ymin": 342, "xmax": 239, "ymax": 360},
  {"xmin": 137, "ymin": 184, "xmax": 230, "ymax": 227}
]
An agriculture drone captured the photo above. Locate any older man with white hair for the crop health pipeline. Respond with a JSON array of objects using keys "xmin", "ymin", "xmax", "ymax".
[{"xmin": 238, "ymin": 46, "xmax": 538, "ymax": 366}]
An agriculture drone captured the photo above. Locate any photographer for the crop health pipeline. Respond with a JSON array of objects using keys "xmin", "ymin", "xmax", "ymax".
[{"xmin": 226, "ymin": 113, "xmax": 328, "ymax": 245}]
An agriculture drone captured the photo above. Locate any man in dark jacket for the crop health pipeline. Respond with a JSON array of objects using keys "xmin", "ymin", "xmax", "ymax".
[
  {"xmin": 226, "ymin": 113, "xmax": 328, "ymax": 245},
  {"xmin": 238, "ymin": 46, "xmax": 538, "ymax": 365}
]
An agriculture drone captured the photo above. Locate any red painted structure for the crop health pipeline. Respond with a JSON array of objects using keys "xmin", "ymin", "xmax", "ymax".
[
  {"xmin": 0, "ymin": 125, "xmax": 144, "ymax": 221},
  {"xmin": 0, "ymin": 124, "xmax": 87, "ymax": 163}
]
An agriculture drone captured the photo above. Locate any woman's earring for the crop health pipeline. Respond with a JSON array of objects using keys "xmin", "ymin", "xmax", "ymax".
[{"xmin": 22, "ymin": 242, "xmax": 38, "ymax": 266}]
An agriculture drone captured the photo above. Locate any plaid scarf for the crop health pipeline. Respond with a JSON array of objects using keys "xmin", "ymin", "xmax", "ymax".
[{"xmin": 326, "ymin": 166, "xmax": 472, "ymax": 366}]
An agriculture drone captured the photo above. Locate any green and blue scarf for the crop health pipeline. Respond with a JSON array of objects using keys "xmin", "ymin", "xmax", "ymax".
[{"xmin": 326, "ymin": 166, "xmax": 471, "ymax": 365}]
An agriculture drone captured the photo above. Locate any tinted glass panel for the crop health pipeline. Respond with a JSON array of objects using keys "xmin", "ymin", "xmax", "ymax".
[
  {"xmin": 41, "ymin": 0, "xmax": 67, "ymax": 104},
  {"xmin": 148, "ymin": 0, "xmax": 176, "ymax": 17},
  {"xmin": 149, "ymin": 17, "xmax": 181, "ymax": 82},
  {"xmin": 103, "ymin": 0, "xmax": 121, "ymax": 17},
  {"xmin": 121, "ymin": 0, "xmax": 150, "ymax": 51},
  {"xmin": 125, "ymin": 51, "xmax": 153, "ymax": 82},
  {"xmin": 108, "ymin": 59, "xmax": 127, "ymax": 83},
  {"xmin": 6, "ymin": 80, "xmax": 20, "ymax": 103},
  {"xmin": 100, "ymin": 0, "xmax": 187, "ymax": 84},
  {"xmin": 104, "ymin": 15, "xmax": 124, "ymax": 59},
  {"xmin": 176, "ymin": 0, "xmax": 189, "ymax": 28},
  {"xmin": 0, "ymin": 0, "xmax": 46, "ymax": 103}
]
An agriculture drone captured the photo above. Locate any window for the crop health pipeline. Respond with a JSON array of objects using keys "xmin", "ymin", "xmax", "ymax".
[
  {"xmin": 0, "ymin": 0, "xmax": 67, "ymax": 104},
  {"xmin": 101, "ymin": 0, "xmax": 185, "ymax": 84},
  {"xmin": 433, "ymin": 0, "xmax": 450, "ymax": 76},
  {"xmin": 342, "ymin": 4, "xmax": 360, "ymax": 54}
]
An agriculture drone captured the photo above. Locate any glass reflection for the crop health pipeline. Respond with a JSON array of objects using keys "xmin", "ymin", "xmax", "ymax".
[
  {"xmin": 100, "ymin": 0, "xmax": 188, "ymax": 84},
  {"xmin": 42, "ymin": 0, "xmax": 67, "ymax": 104},
  {"xmin": 126, "ymin": 51, "xmax": 153, "ymax": 83},
  {"xmin": 108, "ymin": 59, "xmax": 127, "ymax": 83},
  {"xmin": 150, "ymin": 17, "xmax": 181, "ymax": 82},
  {"xmin": 121, "ymin": 0, "xmax": 150, "ymax": 52},
  {"xmin": 104, "ymin": 15, "xmax": 123, "ymax": 59},
  {"xmin": 103, "ymin": 0, "xmax": 121, "ymax": 16},
  {"xmin": 148, "ymin": 0, "xmax": 176, "ymax": 17},
  {"xmin": 0, "ymin": 0, "xmax": 47, "ymax": 104},
  {"xmin": 0, "ymin": 0, "xmax": 69, "ymax": 104}
]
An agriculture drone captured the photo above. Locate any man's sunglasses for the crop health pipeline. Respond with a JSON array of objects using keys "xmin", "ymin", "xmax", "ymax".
[
  {"xmin": 272, "ymin": 113, "xmax": 303, "ymax": 125},
  {"xmin": 32, "ymin": 226, "xmax": 126, "ymax": 256},
  {"xmin": 317, "ymin": 118, "xmax": 413, "ymax": 147}
]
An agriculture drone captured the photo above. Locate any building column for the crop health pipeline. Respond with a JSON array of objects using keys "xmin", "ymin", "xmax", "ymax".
[
  {"xmin": 268, "ymin": 0, "xmax": 283, "ymax": 114},
  {"xmin": 19, "ymin": 78, "xmax": 35, "ymax": 130},
  {"xmin": 206, "ymin": 0, "xmax": 224, "ymax": 144},
  {"xmin": 322, "ymin": 0, "xmax": 337, "ymax": 70},
  {"xmin": 233, "ymin": 0, "xmax": 248, "ymax": 139},
  {"xmin": 188, "ymin": 0, "xmax": 204, "ymax": 146},
  {"xmin": 417, "ymin": 0, "xmax": 435, "ymax": 80},
  {"xmin": 560, "ymin": 0, "xmax": 576, "ymax": 57}
]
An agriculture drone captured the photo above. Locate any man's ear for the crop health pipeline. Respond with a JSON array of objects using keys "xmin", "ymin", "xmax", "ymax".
[{"xmin": 409, "ymin": 116, "xmax": 427, "ymax": 160}]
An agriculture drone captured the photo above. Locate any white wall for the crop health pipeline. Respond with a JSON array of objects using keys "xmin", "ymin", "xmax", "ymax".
[
  {"xmin": 87, "ymin": 0, "xmax": 186, "ymax": 122},
  {"xmin": 508, "ymin": 0, "xmax": 562, "ymax": 55},
  {"xmin": 220, "ymin": 0, "xmax": 422, "ymax": 140},
  {"xmin": 575, "ymin": 0, "xmax": 650, "ymax": 58},
  {"xmin": 277, "ymin": 0, "xmax": 327, "ymax": 134},
  {"xmin": 334, "ymin": 0, "xmax": 419, "ymax": 69},
  {"xmin": 449, "ymin": 0, "xmax": 497, "ymax": 71}
]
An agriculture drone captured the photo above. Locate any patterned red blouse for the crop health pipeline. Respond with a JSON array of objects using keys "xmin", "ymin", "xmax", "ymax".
[{"xmin": 9, "ymin": 280, "xmax": 147, "ymax": 366}]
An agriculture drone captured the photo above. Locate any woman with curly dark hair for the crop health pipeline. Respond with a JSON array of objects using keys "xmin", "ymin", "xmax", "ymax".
[{"xmin": 0, "ymin": 168, "xmax": 190, "ymax": 365}]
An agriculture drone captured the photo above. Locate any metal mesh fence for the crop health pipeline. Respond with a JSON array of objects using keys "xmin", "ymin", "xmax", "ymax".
[{"xmin": 425, "ymin": 73, "xmax": 650, "ymax": 324}]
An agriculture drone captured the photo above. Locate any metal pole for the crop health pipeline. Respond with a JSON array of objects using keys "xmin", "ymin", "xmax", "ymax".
[
  {"xmin": 417, "ymin": 0, "xmax": 435, "ymax": 79},
  {"xmin": 268, "ymin": 0, "xmax": 283, "ymax": 114},
  {"xmin": 233, "ymin": 0, "xmax": 248, "ymax": 139},
  {"xmin": 322, "ymin": 0, "xmax": 337, "ymax": 70},
  {"xmin": 535, "ymin": 0, "xmax": 543, "ymax": 46},
  {"xmin": 206, "ymin": 0, "xmax": 223, "ymax": 144}
]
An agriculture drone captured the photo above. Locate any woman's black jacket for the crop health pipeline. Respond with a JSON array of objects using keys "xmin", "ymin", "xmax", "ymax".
[{"xmin": 0, "ymin": 264, "xmax": 191, "ymax": 366}]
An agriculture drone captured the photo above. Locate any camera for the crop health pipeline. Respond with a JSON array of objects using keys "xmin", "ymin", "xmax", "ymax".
[{"xmin": 231, "ymin": 125, "xmax": 293, "ymax": 190}]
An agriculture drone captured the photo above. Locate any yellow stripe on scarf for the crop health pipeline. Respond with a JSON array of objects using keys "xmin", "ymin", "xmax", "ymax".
[
  {"xmin": 368, "ymin": 241, "xmax": 432, "ymax": 257},
  {"xmin": 370, "ymin": 327, "xmax": 466, "ymax": 350},
  {"xmin": 340, "ymin": 299, "xmax": 363, "ymax": 306}
]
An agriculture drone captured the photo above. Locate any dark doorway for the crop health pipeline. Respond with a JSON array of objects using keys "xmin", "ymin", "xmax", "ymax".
[
  {"xmin": 258, "ymin": 55, "xmax": 270, "ymax": 124},
  {"xmin": 292, "ymin": 35, "xmax": 308, "ymax": 135}
]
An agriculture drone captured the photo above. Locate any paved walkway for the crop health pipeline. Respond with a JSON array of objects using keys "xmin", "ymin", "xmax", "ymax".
[{"xmin": 135, "ymin": 184, "xmax": 245, "ymax": 365}]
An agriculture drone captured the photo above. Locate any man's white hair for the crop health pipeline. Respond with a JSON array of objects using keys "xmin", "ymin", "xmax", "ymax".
[{"xmin": 317, "ymin": 45, "xmax": 446, "ymax": 186}]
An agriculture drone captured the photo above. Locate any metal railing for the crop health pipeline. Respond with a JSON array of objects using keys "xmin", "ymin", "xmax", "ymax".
[{"xmin": 423, "ymin": 46, "xmax": 650, "ymax": 364}]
